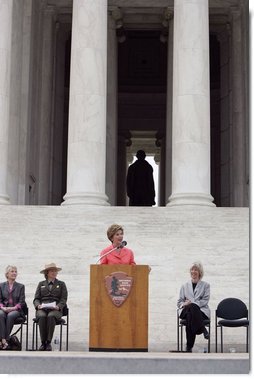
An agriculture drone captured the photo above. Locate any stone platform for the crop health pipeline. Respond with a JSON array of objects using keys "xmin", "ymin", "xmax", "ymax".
[{"xmin": 0, "ymin": 351, "xmax": 249, "ymax": 374}]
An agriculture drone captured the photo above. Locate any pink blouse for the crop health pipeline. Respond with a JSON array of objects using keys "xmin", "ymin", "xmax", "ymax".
[
  {"xmin": 0, "ymin": 282, "xmax": 21, "ymax": 310},
  {"xmin": 99, "ymin": 245, "xmax": 136, "ymax": 265}
]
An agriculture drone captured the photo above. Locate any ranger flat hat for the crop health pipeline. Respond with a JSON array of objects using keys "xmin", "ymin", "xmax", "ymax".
[{"xmin": 40, "ymin": 262, "xmax": 62, "ymax": 274}]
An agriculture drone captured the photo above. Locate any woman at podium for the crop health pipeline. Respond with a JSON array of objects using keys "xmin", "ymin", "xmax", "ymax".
[{"xmin": 99, "ymin": 224, "xmax": 136, "ymax": 265}]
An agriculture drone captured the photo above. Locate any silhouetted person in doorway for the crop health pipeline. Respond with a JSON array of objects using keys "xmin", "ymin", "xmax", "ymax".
[{"xmin": 126, "ymin": 150, "xmax": 155, "ymax": 206}]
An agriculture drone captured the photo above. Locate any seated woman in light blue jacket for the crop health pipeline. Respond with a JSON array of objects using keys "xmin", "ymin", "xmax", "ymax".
[{"xmin": 177, "ymin": 261, "xmax": 210, "ymax": 352}]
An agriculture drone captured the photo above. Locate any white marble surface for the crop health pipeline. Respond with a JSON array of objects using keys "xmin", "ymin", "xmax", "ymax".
[
  {"xmin": 172, "ymin": 143, "xmax": 210, "ymax": 193},
  {"xmin": 63, "ymin": 0, "xmax": 108, "ymax": 205},
  {"xmin": 7, "ymin": 0, "xmax": 23, "ymax": 205},
  {"xmin": 169, "ymin": 0, "xmax": 213, "ymax": 206},
  {"xmin": 0, "ymin": 205, "xmax": 249, "ymax": 352}
]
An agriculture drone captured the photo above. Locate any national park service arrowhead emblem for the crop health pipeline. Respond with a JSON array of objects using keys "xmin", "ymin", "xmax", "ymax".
[{"xmin": 105, "ymin": 271, "xmax": 133, "ymax": 307}]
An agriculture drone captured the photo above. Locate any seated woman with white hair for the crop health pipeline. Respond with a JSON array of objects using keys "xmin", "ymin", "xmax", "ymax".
[
  {"xmin": 177, "ymin": 261, "xmax": 210, "ymax": 352},
  {"xmin": 0, "ymin": 265, "xmax": 26, "ymax": 350}
]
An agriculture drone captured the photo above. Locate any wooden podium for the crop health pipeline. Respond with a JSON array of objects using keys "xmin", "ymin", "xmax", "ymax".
[{"xmin": 89, "ymin": 264, "xmax": 149, "ymax": 351}]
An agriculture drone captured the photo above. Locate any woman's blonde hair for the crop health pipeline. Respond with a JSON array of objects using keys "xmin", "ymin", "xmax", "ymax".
[
  {"xmin": 5, "ymin": 265, "xmax": 17, "ymax": 279},
  {"xmin": 107, "ymin": 224, "xmax": 124, "ymax": 242},
  {"xmin": 190, "ymin": 261, "xmax": 204, "ymax": 279}
]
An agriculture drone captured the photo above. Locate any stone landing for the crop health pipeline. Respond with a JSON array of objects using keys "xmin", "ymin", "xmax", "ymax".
[{"xmin": 0, "ymin": 351, "xmax": 249, "ymax": 374}]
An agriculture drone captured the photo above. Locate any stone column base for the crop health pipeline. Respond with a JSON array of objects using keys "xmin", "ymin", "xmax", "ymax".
[
  {"xmin": 167, "ymin": 193, "xmax": 215, "ymax": 207},
  {"xmin": 61, "ymin": 192, "xmax": 109, "ymax": 206},
  {"xmin": 0, "ymin": 194, "xmax": 10, "ymax": 205}
]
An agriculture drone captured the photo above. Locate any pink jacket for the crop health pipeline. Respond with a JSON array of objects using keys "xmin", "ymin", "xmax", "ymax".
[{"xmin": 99, "ymin": 245, "xmax": 136, "ymax": 265}]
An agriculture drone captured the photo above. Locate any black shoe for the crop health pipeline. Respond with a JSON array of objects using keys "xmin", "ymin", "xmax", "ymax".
[
  {"xmin": 203, "ymin": 328, "xmax": 209, "ymax": 340},
  {"xmin": 186, "ymin": 345, "xmax": 192, "ymax": 352},
  {"xmin": 45, "ymin": 342, "xmax": 52, "ymax": 351},
  {"xmin": 39, "ymin": 343, "xmax": 46, "ymax": 351}
]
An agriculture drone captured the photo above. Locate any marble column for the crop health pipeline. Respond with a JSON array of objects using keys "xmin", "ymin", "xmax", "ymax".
[
  {"xmin": 117, "ymin": 133, "xmax": 129, "ymax": 206},
  {"xmin": 19, "ymin": 0, "xmax": 33, "ymax": 205},
  {"xmin": 165, "ymin": 12, "xmax": 173, "ymax": 204},
  {"xmin": 106, "ymin": 9, "xmax": 118, "ymax": 205},
  {"xmin": 62, "ymin": 0, "xmax": 109, "ymax": 205},
  {"xmin": 231, "ymin": 9, "xmax": 247, "ymax": 206},
  {"xmin": 0, "ymin": 0, "xmax": 13, "ymax": 205},
  {"xmin": 167, "ymin": 0, "xmax": 214, "ymax": 206},
  {"xmin": 156, "ymin": 136, "xmax": 165, "ymax": 206}
]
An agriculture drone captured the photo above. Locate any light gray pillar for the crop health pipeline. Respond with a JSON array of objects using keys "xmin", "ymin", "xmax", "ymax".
[
  {"xmin": 106, "ymin": 9, "xmax": 118, "ymax": 206},
  {"xmin": 165, "ymin": 12, "xmax": 173, "ymax": 203},
  {"xmin": 7, "ymin": 0, "xmax": 24, "ymax": 204},
  {"xmin": 0, "ymin": 0, "xmax": 13, "ymax": 205},
  {"xmin": 230, "ymin": 8, "xmax": 247, "ymax": 206},
  {"xmin": 168, "ymin": 0, "xmax": 214, "ymax": 206},
  {"xmin": 62, "ymin": 0, "xmax": 109, "ymax": 206},
  {"xmin": 157, "ymin": 136, "xmax": 165, "ymax": 206},
  {"xmin": 117, "ymin": 134, "xmax": 128, "ymax": 206},
  {"xmin": 19, "ymin": 0, "xmax": 33, "ymax": 205}
]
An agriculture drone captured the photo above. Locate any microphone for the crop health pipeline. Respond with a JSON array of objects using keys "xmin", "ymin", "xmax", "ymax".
[{"xmin": 118, "ymin": 240, "xmax": 127, "ymax": 249}]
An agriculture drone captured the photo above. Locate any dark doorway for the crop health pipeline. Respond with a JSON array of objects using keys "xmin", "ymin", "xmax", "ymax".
[
  {"xmin": 210, "ymin": 34, "xmax": 221, "ymax": 206},
  {"xmin": 117, "ymin": 30, "xmax": 168, "ymax": 205},
  {"xmin": 51, "ymin": 26, "xmax": 70, "ymax": 205}
]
